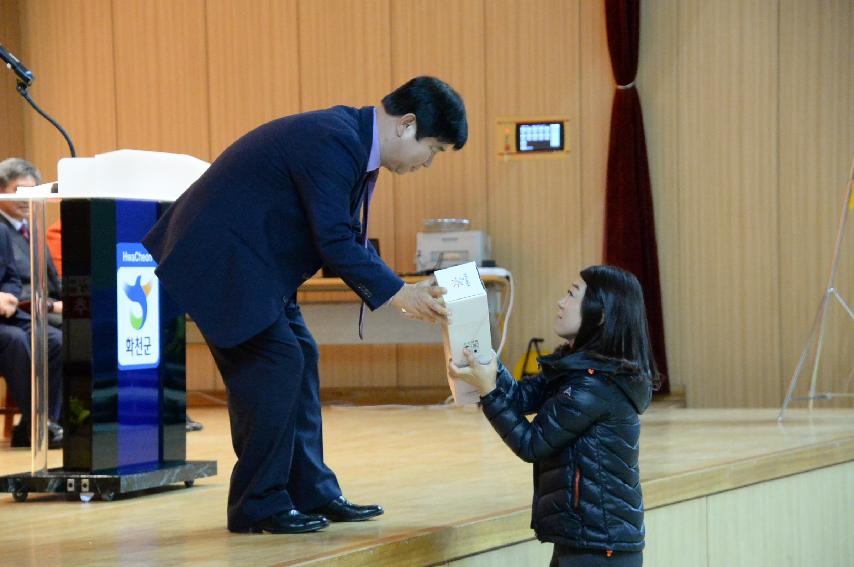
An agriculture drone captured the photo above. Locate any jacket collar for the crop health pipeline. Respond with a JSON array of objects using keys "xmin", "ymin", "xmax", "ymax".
[
  {"xmin": 539, "ymin": 351, "xmax": 626, "ymax": 381},
  {"xmin": 539, "ymin": 351, "xmax": 652, "ymax": 414},
  {"xmin": 0, "ymin": 212, "xmax": 22, "ymax": 232},
  {"xmin": 357, "ymin": 106, "xmax": 376, "ymax": 172}
]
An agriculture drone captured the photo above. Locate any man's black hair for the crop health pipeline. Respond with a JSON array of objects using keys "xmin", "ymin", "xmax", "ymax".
[{"xmin": 382, "ymin": 76, "xmax": 467, "ymax": 150}]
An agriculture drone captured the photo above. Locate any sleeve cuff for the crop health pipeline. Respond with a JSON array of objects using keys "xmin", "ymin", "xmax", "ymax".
[
  {"xmin": 479, "ymin": 387, "xmax": 504, "ymax": 406},
  {"xmin": 371, "ymin": 277, "xmax": 405, "ymax": 310}
]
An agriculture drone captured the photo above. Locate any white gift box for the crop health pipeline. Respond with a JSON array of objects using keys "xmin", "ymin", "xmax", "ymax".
[{"xmin": 434, "ymin": 262, "xmax": 494, "ymax": 405}]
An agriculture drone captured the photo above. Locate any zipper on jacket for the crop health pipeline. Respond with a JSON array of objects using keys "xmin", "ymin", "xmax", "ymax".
[{"xmin": 573, "ymin": 466, "xmax": 581, "ymax": 510}]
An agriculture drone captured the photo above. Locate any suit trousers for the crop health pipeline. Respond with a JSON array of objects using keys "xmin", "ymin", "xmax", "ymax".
[
  {"xmin": 0, "ymin": 315, "xmax": 63, "ymax": 423},
  {"xmin": 207, "ymin": 299, "xmax": 341, "ymax": 530}
]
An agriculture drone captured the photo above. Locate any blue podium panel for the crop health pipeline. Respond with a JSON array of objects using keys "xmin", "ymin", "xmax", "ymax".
[{"xmin": 62, "ymin": 199, "xmax": 186, "ymax": 472}]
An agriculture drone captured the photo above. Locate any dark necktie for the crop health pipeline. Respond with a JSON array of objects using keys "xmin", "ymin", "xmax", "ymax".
[
  {"xmin": 357, "ymin": 169, "xmax": 379, "ymax": 339},
  {"xmin": 19, "ymin": 222, "xmax": 29, "ymax": 242}
]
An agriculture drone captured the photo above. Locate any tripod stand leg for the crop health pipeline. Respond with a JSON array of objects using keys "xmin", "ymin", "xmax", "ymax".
[
  {"xmin": 808, "ymin": 293, "xmax": 832, "ymax": 411},
  {"xmin": 779, "ymin": 291, "xmax": 828, "ymax": 421},
  {"xmin": 831, "ymin": 289, "xmax": 854, "ymax": 320},
  {"xmin": 780, "ymin": 156, "xmax": 853, "ymax": 420}
]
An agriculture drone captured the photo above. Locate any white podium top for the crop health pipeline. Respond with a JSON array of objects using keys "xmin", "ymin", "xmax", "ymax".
[{"xmin": 0, "ymin": 149, "xmax": 209, "ymax": 202}]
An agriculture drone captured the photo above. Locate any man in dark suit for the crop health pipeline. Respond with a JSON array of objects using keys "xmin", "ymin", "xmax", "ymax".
[
  {"xmin": 0, "ymin": 158, "xmax": 63, "ymax": 448},
  {"xmin": 0, "ymin": 159, "xmax": 63, "ymax": 329},
  {"xmin": 144, "ymin": 77, "xmax": 467, "ymax": 534}
]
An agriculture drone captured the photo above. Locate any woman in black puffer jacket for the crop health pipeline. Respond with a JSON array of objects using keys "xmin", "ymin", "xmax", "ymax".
[{"xmin": 450, "ymin": 265, "xmax": 655, "ymax": 567}]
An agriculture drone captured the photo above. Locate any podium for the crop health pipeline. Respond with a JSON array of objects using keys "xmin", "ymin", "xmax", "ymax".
[{"xmin": 0, "ymin": 150, "xmax": 216, "ymax": 502}]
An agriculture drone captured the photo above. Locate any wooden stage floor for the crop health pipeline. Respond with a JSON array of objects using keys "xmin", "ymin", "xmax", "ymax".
[{"xmin": 1, "ymin": 405, "xmax": 853, "ymax": 566}]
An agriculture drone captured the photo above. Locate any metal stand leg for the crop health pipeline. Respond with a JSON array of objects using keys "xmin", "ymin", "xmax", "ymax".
[
  {"xmin": 29, "ymin": 198, "xmax": 49, "ymax": 474},
  {"xmin": 779, "ymin": 157, "xmax": 854, "ymax": 421}
]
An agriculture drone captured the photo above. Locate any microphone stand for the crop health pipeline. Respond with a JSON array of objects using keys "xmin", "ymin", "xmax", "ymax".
[{"xmin": 16, "ymin": 80, "xmax": 76, "ymax": 158}]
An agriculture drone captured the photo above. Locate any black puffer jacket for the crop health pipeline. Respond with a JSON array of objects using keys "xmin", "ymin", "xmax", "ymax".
[{"xmin": 480, "ymin": 352, "xmax": 652, "ymax": 553}]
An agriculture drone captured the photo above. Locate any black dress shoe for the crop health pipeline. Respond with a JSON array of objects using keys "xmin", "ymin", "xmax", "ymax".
[
  {"xmin": 11, "ymin": 421, "xmax": 63, "ymax": 449},
  {"xmin": 310, "ymin": 496, "xmax": 384, "ymax": 522},
  {"xmin": 185, "ymin": 415, "xmax": 204, "ymax": 432},
  {"xmin": 230, "ymin": 509, "xmax": 329, "ymax": 534},
  {"xmin": 48, "ymin": 421, "xmax": 64, "ymax": 440}
]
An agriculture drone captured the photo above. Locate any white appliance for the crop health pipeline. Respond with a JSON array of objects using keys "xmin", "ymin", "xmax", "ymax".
[{"xmin": 415, "ymin": 230, "xmax": 492, "ymax": 272}]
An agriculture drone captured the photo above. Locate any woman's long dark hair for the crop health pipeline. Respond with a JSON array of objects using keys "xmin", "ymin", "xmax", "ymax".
[{"xmin": 563, "ymin": 265, "xmax": 656, "ymax": 381}]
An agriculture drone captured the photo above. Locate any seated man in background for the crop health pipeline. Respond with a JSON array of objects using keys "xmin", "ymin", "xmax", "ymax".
[
  {"xmin": 3, "ymin": 159, "xmax": 202, "ymax": 433},
  {"xmin": 0, "ymin": 202, "xmax": 63, "ymax": 448},
  {"xmin": 0, "ymin": 158, "xmax": 62, "ymax": 328}
]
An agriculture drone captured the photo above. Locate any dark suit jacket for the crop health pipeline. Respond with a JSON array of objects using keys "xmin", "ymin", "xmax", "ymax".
[
  {"xmin": 0, "ymin": 225, "xmax": 22, "ymax": 299},
  {"xmin": 0, "ymin": 219, "xmax": 62, "ymax": 327},
  {"xmin": 0, "ymin": 222, "xmax": 29, "ymax": 325},
  {"xmin": 0, "ymin": 217, "xmax": 61, "ymax": 301},
  {"xmin": 143, "ymin": 105, "xmax": 404, "ymax": 348}
]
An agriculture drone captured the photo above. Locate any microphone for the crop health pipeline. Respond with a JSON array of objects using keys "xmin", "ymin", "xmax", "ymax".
[
  {"xmin": 0, "ymin": 42, "xmax": 73, "ymax": 156},
  {"xmin": 0, "ymin": 44, "xmax": 34, "ymax": 87}
]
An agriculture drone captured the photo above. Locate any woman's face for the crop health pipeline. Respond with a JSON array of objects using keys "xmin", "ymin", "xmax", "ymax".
[{"xmin": 554, "ymin": 278, "xmax": 586, "ymax": 340}]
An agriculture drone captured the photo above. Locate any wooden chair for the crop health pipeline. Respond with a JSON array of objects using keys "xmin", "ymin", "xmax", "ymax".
[{"xmin": 0, "ymin": 379, "xmax": 21, "ymax": 439}]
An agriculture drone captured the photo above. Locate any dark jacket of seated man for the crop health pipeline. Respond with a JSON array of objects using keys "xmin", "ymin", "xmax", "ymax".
[
  {"xmin": 0, "ymin": 224, "xmax": 63, "ymax": 428},
  {"xmin": 0, "ymin": 213, "xmax": 62, "ymax": 328}
]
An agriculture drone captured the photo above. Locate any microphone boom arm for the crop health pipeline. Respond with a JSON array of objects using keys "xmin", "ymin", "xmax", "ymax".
[
  {"xmin": 16, "ymin": 82, "xmax": 76, "ymax": 158},
  {"xmin": 1, "ymin": 43, "xmax": 76, "ymax": 158}
]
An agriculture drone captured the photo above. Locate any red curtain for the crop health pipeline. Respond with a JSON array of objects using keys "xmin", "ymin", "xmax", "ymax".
[{"xmin": 604, "ymin": 0, "xmax": 669, "ymax": 392}]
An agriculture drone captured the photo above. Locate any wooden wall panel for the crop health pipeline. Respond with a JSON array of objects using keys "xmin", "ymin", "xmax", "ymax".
[
  {"xmin": 485, "ymin": 0, "xmax": 583, "ymax": 362},
  {"xmin": 112, "ymin": 0, "xmax": 210, "ymax": 161},
  {"xmin": 643, "ymin": 498, "xmax": 708, "ymax": 567},
  {"xmin": 206, "ymin": 0, "xmax": 301, "ymax": 157},
  {"xmin": 297, "ymin": 0, "xmax": 391, "ymax": 112},
  {"xmin": 298, "ymin": 0, "xmax": 398, "ymax": 387},
  {"xmin": 186, "ymin": 343, "xmax": 217, "ymax": 391},
  {"xmin": 388, "ymin": 0, "xmax": 487, "ymax": 274},
  {"xmin": 638, "ymin": 1, "xmax": 684, "ymax": 389},
  {"xmin": 640, "ymin": 0, "xmax": 854, "ymax": 407},
  {"xmin": 777, "ymin": 0, "xmax": 854, "ymax": 408},
  {"xmin": 0, "ymin": 0, "xmax": 25, "ymax": 162},
  {"xmin": 318, "ymin": 344, "xmax": 398, "ymax": 388},
  {"xmin": 706, "ymin": 462, "xmax": 854, "ymax": 566},
  {"xmin": 675, "ymin": 0, "xmax": 781, "ymax": 407},
  {"xmin": 20, "ymin": 0, "xmax": 117, "ymax": 180},
  {"xmin": 448, "ymin": 539, "xmax": 553, "ymax": 567},
  {"xmin": 297, "ymin": 0, "xmax": 396, "ymax": 272},
  {"xmin": 396, "ymin": 344, "xmax": 446, "ymax": 389},
  {"xmin": 578, "ymin": 0, "xmax": 612, "ymax": 270}
]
